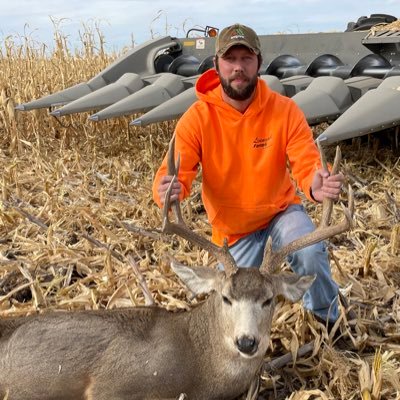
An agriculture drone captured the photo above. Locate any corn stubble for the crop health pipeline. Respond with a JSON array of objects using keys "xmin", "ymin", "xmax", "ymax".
[{"xmin": 0, "ymin": 23, "xmax": 400, "ymax": 400}]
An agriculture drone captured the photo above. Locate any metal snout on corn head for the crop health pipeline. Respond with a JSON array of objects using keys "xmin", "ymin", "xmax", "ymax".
[
  {"xmin": 0, "ymin": 141, "xmax": 353, "ymax": 400},
  {"xmin": 15, "ymin": 14, "xmax": 400, "ymax": 146}
]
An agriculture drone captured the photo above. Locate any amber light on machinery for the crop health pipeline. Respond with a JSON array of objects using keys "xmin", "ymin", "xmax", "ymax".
[{"xmin": 186, "ymin": 26, "xmax": 219, "ymax": 37}]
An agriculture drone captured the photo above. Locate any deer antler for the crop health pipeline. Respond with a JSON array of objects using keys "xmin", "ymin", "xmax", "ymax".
[
  {"xmin": 162, "ymin": 135, "xmax": 238, "ymax": 276},
  {"xmin": 260, "ymin": 145, "xmax": 354, "ymax": 274}
]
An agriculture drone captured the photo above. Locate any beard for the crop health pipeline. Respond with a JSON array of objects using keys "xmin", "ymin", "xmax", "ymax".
[{"xmin": 219, "ymin": 73, "xmax": 258, "ymax": 101}]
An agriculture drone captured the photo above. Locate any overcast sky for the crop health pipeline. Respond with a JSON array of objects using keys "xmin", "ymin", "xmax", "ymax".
[{"xmin": 1, "ymin": 0, "xmax": 399, "ymax": 51}]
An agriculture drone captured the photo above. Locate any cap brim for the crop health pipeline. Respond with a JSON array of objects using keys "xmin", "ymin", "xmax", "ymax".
[{"xmin": 217, "ymin": 40, "xmax": 260, "ymax": 56}]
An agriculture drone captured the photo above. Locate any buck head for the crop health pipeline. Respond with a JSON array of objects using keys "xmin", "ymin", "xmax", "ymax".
[{"xmin": 171, "ymin": 261, "xmax": 315, "ymax": 359}]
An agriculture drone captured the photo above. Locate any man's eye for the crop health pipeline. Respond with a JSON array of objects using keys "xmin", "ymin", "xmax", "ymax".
[{"xmin": 222, "ymin": 296, "xmax": 232, "ymax": 305}]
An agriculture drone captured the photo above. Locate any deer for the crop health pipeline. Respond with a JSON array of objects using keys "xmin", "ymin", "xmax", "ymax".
[{"xmin": 0, "ymin": 137, "xmax": 353, "ymax": 400}]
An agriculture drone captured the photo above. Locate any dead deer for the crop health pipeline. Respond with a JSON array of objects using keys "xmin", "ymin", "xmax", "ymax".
[{"xmin": 0, "ymin": 139, "xmax": 353, "ymax": 400}]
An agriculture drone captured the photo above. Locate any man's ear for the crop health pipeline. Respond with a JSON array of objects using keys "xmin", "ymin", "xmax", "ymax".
[{"xmin": 257, "ymin": 54, "xmax": 263, "ymax": 71}]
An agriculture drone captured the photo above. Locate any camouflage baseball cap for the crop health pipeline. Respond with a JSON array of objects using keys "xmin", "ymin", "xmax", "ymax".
[{"xmin": 216, "ymin": 24, "xmax": 261, "ymax": 56}]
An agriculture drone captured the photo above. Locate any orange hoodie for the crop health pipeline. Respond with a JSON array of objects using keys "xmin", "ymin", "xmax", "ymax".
[{"xmin": 153, "ymin": 69, "xmax": 322, "ymax": 246}]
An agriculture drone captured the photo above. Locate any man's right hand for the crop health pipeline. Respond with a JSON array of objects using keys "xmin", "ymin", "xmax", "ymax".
[{"xmin": 158, "ymin": 175, "xmax": 182, "ymax": 205}]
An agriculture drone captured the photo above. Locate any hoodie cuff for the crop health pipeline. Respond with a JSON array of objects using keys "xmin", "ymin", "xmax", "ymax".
[{"xmin": 309, "ymin": 188, "xmax": 317, "ymax": 202}]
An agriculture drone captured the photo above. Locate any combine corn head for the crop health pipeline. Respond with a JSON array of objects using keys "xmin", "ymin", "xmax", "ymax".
[{"xmin": 16, "ymin": 14, "xmax": 400, "ymax": 145}]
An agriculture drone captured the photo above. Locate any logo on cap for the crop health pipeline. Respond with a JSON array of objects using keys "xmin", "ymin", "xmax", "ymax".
[{"xmin": 231, "ymin": 27, "xmax": 245, "ymax": 40}]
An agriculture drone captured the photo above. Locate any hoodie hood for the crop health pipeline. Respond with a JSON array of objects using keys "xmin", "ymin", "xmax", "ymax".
[
  {"xmin": 195, "ymin": 68, "xmax": 272, "ymax": 118},
  {"xmin": 195, "ymin": 69, "xmax": 221, "ymax": 101}
]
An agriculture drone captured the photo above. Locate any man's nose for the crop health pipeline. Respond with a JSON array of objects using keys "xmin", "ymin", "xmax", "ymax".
[{"xmin": 232, "ymin": 61, "xmax": 244, "ymax": 72}]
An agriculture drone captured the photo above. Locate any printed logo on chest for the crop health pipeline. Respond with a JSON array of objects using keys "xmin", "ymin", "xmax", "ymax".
[{"xmin": 252, "ymin": 136, "xmax": 271, "ymax": 149}]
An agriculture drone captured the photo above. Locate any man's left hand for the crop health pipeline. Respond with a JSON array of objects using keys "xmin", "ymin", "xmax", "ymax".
[{"xmin": 311, "ymin": 169, "xmax": 344, "ymax": 202}]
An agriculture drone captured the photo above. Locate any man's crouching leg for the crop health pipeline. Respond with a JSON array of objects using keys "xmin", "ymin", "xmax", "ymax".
[
  {"xmin": 267, "ymin": 204, "xmax": 339, "ymax": 323},
  {"xmin": 287, "ymin": 241, "xmax": 339, "ymax": 323}
]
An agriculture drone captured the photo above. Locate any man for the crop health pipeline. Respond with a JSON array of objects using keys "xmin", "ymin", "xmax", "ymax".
[{"xmin": 152, "ymin": 23, "xmax": 344, "ymax": 324}]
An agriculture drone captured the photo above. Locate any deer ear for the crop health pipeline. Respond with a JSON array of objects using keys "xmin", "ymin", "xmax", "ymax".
[
  {"xmin": 171, "ymin": 261, "xmax": 220, "ymax": 295},
  {"xmin": 274, "ymin": 273, "xmax": 316, "ymax": 303}
]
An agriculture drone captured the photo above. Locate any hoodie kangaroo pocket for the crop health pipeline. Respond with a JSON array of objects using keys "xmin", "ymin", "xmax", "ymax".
[{"xmin": 208, "ymin": 203, "xmax": 284, "ymax": 236}]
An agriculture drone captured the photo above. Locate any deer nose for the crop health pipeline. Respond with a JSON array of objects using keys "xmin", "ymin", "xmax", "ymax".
[{"xmin": 236, "ymin": 335, "xmax": 258, "ymax": 355}]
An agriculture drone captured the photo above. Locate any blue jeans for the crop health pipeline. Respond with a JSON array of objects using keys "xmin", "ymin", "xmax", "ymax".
[{"xmin": 227, "ymin": 204, "xmax": 339, "ymax": 322}]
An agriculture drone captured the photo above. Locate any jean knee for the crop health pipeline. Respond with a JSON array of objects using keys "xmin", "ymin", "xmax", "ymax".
[{"xmin": 289, "ymin": 241, "xmax": 328, "ymax": 276}]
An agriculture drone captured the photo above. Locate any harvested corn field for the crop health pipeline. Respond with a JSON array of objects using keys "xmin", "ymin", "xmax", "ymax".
[{"xmin": 1, "ymin": 28, "xmax": 400, "ymax": 399}]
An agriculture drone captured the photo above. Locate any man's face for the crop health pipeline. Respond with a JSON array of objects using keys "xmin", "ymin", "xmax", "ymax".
[{"xmin": 215, "ymin": 46, "xmax": 259, "ymax": 101}]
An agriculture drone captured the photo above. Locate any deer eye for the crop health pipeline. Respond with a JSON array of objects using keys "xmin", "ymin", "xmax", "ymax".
[
  {"xmin": 222, "ymin": 295, "xmax": 232, "ymax": 306},
  {"xmin": 262, "ymin": 298, "xmax": 272, "ymax": 308}
]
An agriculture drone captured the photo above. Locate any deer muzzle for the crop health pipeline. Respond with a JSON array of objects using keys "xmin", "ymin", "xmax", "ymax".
[{"xmin": 235, "ymin": 335, "xmax": 258, "ymax": 355}]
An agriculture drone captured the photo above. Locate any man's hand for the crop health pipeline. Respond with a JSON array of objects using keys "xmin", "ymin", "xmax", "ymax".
[
  {"xmin": 158, "ymin": 175, "xmax": 182, "ymax": 205},
  {"xmin": 311, "ymin": 169, "xmax": 344, "ymax": 203}
]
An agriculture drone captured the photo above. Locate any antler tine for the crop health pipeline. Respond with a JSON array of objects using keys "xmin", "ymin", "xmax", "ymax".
[
  {"xmin": 261, "ymin": 236, "xmax": 274, "ymax": 273},
  {"xmin": 167, "ymin": 134, "xmax": 184, "ymax": 224},
  {"xmin": 260, "ymin": 144, "xmax": 353, "ymax": 274},
  {"xmin": 162, "ymin": 135, "xmax": 238, "ymax": 276},
  {"xmin": 319, "ymin": 143, "xmax": 341, "ymax": 228}
]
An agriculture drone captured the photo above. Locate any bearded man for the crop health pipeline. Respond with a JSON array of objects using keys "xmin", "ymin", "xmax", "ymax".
[{"xmin": 153, "ymin": 24, "xmax": 344, "ymax": 325}]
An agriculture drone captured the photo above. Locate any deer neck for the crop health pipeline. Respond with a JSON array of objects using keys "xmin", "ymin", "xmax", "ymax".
[{"xmin": 186, "ymin": 292, "xmax": 221, "ymax": 346}]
